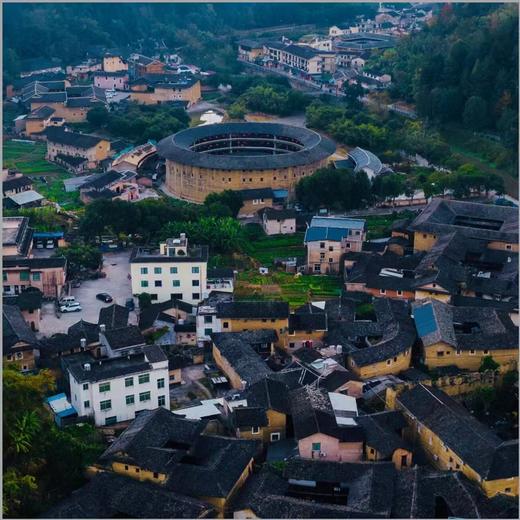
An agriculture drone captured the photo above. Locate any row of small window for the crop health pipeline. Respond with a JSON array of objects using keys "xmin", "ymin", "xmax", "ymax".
[
  {"xmin": 146, "ymin": 293, "xmax": 200, "ymax": 302},
  {"xmin": 141, "ymin": 280, "xmax": 199, "ymax": 288},
  {"xmin": 93, "ymin": 374, "xmax": 163, "ymax": 393},
  {"xmin": 3, "ymin": 272, "xmax": 40, "ymax": 281},
  {"xmin": 96, "ymin": 393, "xmax": 166, "ymax": 411},
  {"xmin": 140, "ymin": 267, "xmax": 200, "ymax": 275},
  {"xmin": 122, "ymin": 465, "xmax": 161, "ymax": 479},
  {"xmin": 436, "ymin": 349, "xmax": 488, "ymax": 356}
]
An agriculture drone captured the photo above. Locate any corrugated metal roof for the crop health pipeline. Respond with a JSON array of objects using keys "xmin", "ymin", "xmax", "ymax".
[
  {"xmin": 304, "ymin": 227, "xmax": 349, "ymax": 242},
  {"xmin": 311, "ymin": 216, "xmax": 366, "ymax": 230},
  {"xmin": 8, "ymin": 190, "xmax": 44, "ymax": 205}
]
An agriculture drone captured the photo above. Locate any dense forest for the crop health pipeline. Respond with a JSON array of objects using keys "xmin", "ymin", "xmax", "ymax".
[
  {"xmin": 369, "ymin": 3, "xmax": 518, "ymax": 143},
  {"xmin": 3, "ymin": 2, "xmax": 375, "ymax": 81}
]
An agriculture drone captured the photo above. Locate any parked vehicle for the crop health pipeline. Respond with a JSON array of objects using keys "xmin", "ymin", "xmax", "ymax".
[
  {"xmin": 59, "ymin": 296, "xmax": 76, "ymax": 306},
  {"xmin": 96, "ymin": 293, "xmax": 113, "ymax": 303},
  {"xmin": 60, "ymin": 302, "xmax": 82, "ymax": 313},
  {"xmin": 125, "ymin": 298, "xmax": 135, "ymax": 311}
]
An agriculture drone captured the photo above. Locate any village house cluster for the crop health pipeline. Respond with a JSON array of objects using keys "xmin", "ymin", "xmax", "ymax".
[
  {"xmin": 237, "ymin": 4, "xmax": 433, "ymax": 94},
  {"xmin": 4, "ymin": 195, "xmax": 518, "ymax": 518}
]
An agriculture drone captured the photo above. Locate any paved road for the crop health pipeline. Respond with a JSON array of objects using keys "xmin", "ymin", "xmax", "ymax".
[{"xmin": 38, "ymin": 250, "xmax": 136, "ymax": 336}]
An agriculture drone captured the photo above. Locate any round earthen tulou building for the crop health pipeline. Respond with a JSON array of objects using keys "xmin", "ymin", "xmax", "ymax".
[{"xmin": 157, "ymin": 122, "xmax": 336, "ymax": 203}]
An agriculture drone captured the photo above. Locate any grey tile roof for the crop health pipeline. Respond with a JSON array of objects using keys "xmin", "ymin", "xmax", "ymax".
[
  {"xmin": 216, "ymin": 300, "xmax": 289, "ymax": 319},
  {"xmin": 44, "ymin": 471, "xmax": 216, "ymax": 518},
  {"xmin": 408, "ymin": 199, "xmax": 518, "ymax": 243},
  {"xmin": 397, "ymin": 385, "xmax": 519, "ymax": 480},
  {"xmin": 98, "ymin": 304, "xmax": 129, "ymax": 330},
  {"xmin": 3, "ymin": 288, "xmax": 42, "ymax": 312},
  {"xmin": 2, "ymin": 175, "xmax": 33, "ymax": 194},
  {"xmin": 67, "ymin": 319, "xmax": 100, "ymax": 343},
  {"xmin": 102, "ymin": 325, "xmax": 145, "ymax": 350},
  {"xmin": 357, "ymin": 411, "xmax": 410, "ymax": 458},
  {"xmin": 412, "ymin": 299, "xmax": 518, "ymax": 352},
  {"xmin": 211, "ymin": 331, "xmax": 274, "ymax": 386},
  {"xmin": 320, "ymin": 368, "xmax": 361, "ymax": 391},
  {"xmin": 44, "ymin": 127, "xmax": 105, "ymax": 149},
  {"xmin": 232, "ymin": 406, "xmax": 268, "ymax": 428},
  {"xmin": 238, "ymin": 188, "xmax": 274, "ymax": 200},
  {"xmin": 290, "ymin": 386, "xmax": 364, "ymax": 442},
  {"xmin": 289, "ymin": 308, "xmax": 327, "ymax": 333},
  {"xmin": 138, "ymin": 297, "xmax": 194, "ymax": 330},
  {"xmin": 3, "ymin": 304, "xmax": 38, "ymax": 352},
  {"xmin": 245, "ymin": 374, "xmax": 297, "ymax": 415}
]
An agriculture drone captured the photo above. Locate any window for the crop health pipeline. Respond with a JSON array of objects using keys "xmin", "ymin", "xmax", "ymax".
[
  {"xmin": 505, "ymin": 487, "xmax": 512, "ymax": 493},
  {"xmin": 506, "ymin": 244, "xmax": 512, "ymax": 251},
  {"xmin": 140, "ymin": 267, "xmax": 148, "ymax": 274},
  {"xmin": 157, "ymin": 378, "xmax": 165, "ymax": 389},
  {"xmin": 172, "ymin": 280, "xmax": 180, "ymax": 287},
  {"xmin": 312, "ymin": 442, "xmax": 321, "ymax": 451},
  {"xmin": 328, "ymin": 258, "xmax": 333, "ymax": 263},
  {"xmin": 204, "ymin": 315, "xmax": 212, "ymax": 323},
  {"xmin": 6, "ymin": 354, "xmax": 12, "ymax": 361},
  {"xmin": 15, "ymin": 352, "xmax": 23, "ymax": 360},
  {"xmin": 105, "ymin": 416, "xmax": 117, "ymax": 426},
  {"xmin": 320, "ymin": 242, "xmax": 325, "ymax": 249},
  {"xmin": 223, "ymin": 321, "xmax": 229, "ymax": 329},
  {"xmin": 483, "ymin": 350, "xmax": 489, "ymax": 355},
  {"xmin": 126, "ymin": 395, "xmax": 135, "ymax": 405},
  {"xmin": 270, "ymin": 432, "xmax": 281, "ymax": 442},
  {"xmin": 100, "ymin": 399, "xmax": 112, "ymax": 411},
  {"xmin": 251, "ymin": 427, "xmax": 260, "ymax": 434},
  {"xmin": 154, "ymin": 280, "xmax": 162, "ymax": 287},
  {"xmin": 153, "ymin": 472, "xmax": 159, "ymax": 479},
  {"xmin": 192, "ymin": 293, "xmax": 200, "ymax": 300},
  {"xmin": 20, "ymin": 272, "xmax": 30, "ymax": 281},
  {"xmin": 84, "ymin": 400, "xmax": 90, "ymax": 409},
  {"xmin": 380, "ymin": 289, "xmax": 386, "ymax": 295},
  {"xmin": 141, "ymin": 280, "xmax": 149, "ymax": 288},
  {"xmin": 158, "ymin": 395, "xmax": 166, "ymax": 406},
  {"xmin": 320, "ymin": 252, "xmax": 325, "ymax": 260},
  {"xmin": 470, "ymin": 350, "xmax": 476, "ymax": 355},
  {"xmin": 83, "ymin": 383, "xmax": 89, "ymax": 390},
  {"xmin": 192, "ymin": 267, "xmax": 199, "ymax": 274},
  {"xmin": 370, "ymin": 448, "xmax": 375, "ymax": 454},
  {"xmin": 32, "ymin": 272, "xmax": 41, "ymax": 281},
  {"xmin": 139, "ymin": 391, "xmax": 151, "ymax": 402},
  {"xmin": 437, "ymin": 351, "xmax": 444, "ymax": 357},
  {"xmin": 125, "ymin": 377, "xmax": 134, "ymax": 387},
  {"xmin": 346, "ymin": 242, "xmax": 351, "ymax": 249},
  {"xmin": 386, "ymin": 359, "xmax": 391, "ymax": 365},
  {"xmin": 154, "ymin": 267, "xmax": 162, "ymax": 274},
  {"xmin": 99, "ymin": 382, "xmax": 110, "ymax": 393},
  {"xmin": 393, "ymin": 356, "xmax": 397, "ymax": 362},
  {"xmin": 192, "ymin": 280, "xmax": 200, "ymax": 287},
  {"xmin": 397, "ymin": 290, "xmax": 403, "ymax": 296},
  {"xmin": 329, "ymin": 246, "xmax": 333, "ymax": 252},
  {"xmin": 138, "ymin": 374, "xmax": 150, "ymax": 384},
  {"xmin": 204, "ymin": 328, "xmax": 212, "ymax": 336},
  {"xmin": 456, "ymin": 350, "xmax": 461, "ymax": 356},
  {"xmin": 135, "ymin": 468, "xmax": 140, "ymax": 473},
  {"xmin": 2, "ymin": 273, "xmax": 6, "ymax": 281},
  {"xmin": 170, "ymin": 267, "xmax": 178, "ymax": 274}
]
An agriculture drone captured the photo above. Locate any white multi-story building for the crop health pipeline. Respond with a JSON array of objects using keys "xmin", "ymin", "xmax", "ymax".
[
  {"xmin": 63, "ymin": 343, "xmax": 170, "ymax": 426},
  {"xmin": 195, "ymin": 292, "xmax": 233, "ymax": 346},
  {"xmin": 130, "ymin": 234, "xmax": 209, "ymax": 304}
]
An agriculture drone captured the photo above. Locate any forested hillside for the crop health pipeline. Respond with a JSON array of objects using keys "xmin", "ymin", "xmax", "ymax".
[
  {"xmin": 369, "ymin": 3, "xmax": 518, "ymax": 145},
  {"xmin": 3, "ymin": 2, "xmax": 375, "ymax": 81}
]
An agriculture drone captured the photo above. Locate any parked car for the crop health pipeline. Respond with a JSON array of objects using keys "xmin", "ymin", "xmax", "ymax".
[
  {"xmin": 96, "ymin": 293, "xmax": 113, "ymax": 303},
  {"xmin": 59, "ymin": 296, "xmax": 76, "ymax": 306},
  {"xmin": 60, "ymin": 302, "xmax": 82, "ymax": 313},
  {"xmin": 125, "ymin": 298, "xmax": 135, "ymax": 311}
]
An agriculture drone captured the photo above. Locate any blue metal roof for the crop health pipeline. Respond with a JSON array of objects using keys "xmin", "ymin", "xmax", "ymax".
[
  {"xmin": 310, "ymin": 216, "xmax": 366, "ymax": 230},
  {"xmin": 272, "ymin": 189, "xmax": 288, "ymax": 198},
  {"xmin": 413, "ymin": 303, "xmax": 437, "ymax": 337},
  {"xmin": 304, "ymin": 227, "xmax": 349, "ymax": 242},
  {"xmin": 33, "ymin": 231, "xmax": 64, "ymax": 239}
]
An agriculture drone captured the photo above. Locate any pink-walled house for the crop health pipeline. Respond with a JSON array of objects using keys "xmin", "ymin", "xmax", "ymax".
[{"xmin": 93, "ymin": 71, "xmax": 129, "ymax": 91}]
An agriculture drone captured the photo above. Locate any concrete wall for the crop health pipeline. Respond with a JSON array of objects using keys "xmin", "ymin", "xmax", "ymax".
[{"xmin": 298, "ymin": 432, "xmax": 363, "ymax": 462}]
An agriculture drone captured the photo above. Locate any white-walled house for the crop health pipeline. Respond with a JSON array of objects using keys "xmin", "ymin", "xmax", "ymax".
[
  {"xmin": 196, "ymin": 292, "xmax": 233, "ymax": 346},
  {"xmin": 130, "ymin": 234, "xmax": 209, "ymax": 304},
  {"xmin": 62, "ymin": 344, "xmax": 170, "ymax": 426}
]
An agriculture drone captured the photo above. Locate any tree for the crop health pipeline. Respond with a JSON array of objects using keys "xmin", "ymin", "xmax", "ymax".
[
  {"xmin": 55, "ymin": 245, "xmax": 102, "ymax": 276},
  {"xmin": 86, "ymin": 105, "xmax": 109, "ymax": 127},
  {"xmin": 227, "ymin": 101, "xmax": 246, "ymax": 120},
  {"xmin": 343, "ymin": 81, "xmax": 363, "ymax": 108},
  {"xmin": 479, "ymin": 355, "xmax": 500, "ymax": 372},
  {"xmin": 204, "ymin": 190, "xmax": 243, "ymax": 218},
  {"xmin": 462, "ymin": 95, "xmax": 489, "ymax": 131},
  {"xmin": 137, "ymin": 292, "xmax": 152, "ymax": 310}
]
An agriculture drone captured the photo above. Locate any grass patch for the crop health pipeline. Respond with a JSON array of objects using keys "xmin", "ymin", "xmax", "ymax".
[
  {"xmin": 2, "ymin": 140, "xmax": 82, "ymax": 209},
  {"xmin": 364, "ymin": 211, "xmax": 415, "ymax": 240},
  {"xmin": 242, "ymin": 229, "xmax": 306, "ymax": 267}
]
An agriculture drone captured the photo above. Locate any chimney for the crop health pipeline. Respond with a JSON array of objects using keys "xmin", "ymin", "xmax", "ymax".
[
  {"xmin": 80, "ymin": 338, "xmax": 87, "ymax": 349},
  {"xmin": 100, "ymin": 323, "xmax": 106, "ymax": 333},
  {"xmin": 83, "ymin": 363, "xmax": 91, "ymax": 371}
]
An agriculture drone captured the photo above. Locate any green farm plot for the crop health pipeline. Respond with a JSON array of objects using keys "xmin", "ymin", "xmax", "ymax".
[
  {"xmin": 236, "ymin": 270, "xmax": 342, "ymax": 309},
  {"xmin": 242, "ymin": 231, "xmax": 306, "ymax": 267},
  {"xmin": 3, "ymin": 140, "xmax": 81, "ymax": 209}
]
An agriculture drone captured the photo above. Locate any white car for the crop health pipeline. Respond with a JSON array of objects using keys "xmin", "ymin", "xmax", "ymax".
[{"xmin": 60, "ymin": 302, "xmax": 82, "ymax": 313}]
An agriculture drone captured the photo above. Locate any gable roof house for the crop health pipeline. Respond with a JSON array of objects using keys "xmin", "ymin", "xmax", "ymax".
[
  {"xmin": 96, "ymin": 407, "xmax": 260, "ymax": 514},
  {"xmin": 98, "ymin": 303, "xmax": 130, "ymax": 330},
  {"xmin": 326, "ymin": 296, "xmax": 416, "ymax": 379},
  {"xmin": 304, "ymin": 216, "xmax": 367, "ymax": 274},
  {"xmin": 79, "ymin": 170, "xmax": 138, "ymax": 204},
  {"xmin": 128, "ymin": 73, "xmax": 201, "ymax": 107},
  {"xmin": 287, "ymin": 303, "xmax": 328, "ymax": 351},
  {"xmin": 290, "ymin": 385, "xmax": 364, "ymax": 462},
  {"xmin": 390, "ymin": 384, "xmax": 519, "ymax": 498},
  {"xmin": 409, "ymin": 199, "xmax": 518, "ymax": 253},
  {"xmin": 45, "ymin": 127, "xmax": 111, "ymax": 172},
  {"xmin": 3, "ymin": 304, "xmax": 39, "ymax": 372},
  {"xmin": 412, "ymin": 298, "xmax": 518, "ymax": 372}
]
